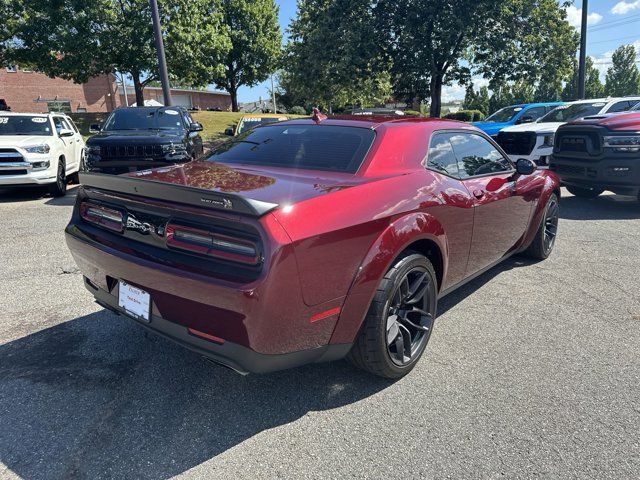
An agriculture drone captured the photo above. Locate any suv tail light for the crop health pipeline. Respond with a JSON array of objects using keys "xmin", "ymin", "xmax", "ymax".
[
  {"xmin": 165, "ymin": 224, "xmax": 260, "ymax": 265},
  {"xmin": 80, "ymin": 202, "xmax": 124, "ymax": 232}
]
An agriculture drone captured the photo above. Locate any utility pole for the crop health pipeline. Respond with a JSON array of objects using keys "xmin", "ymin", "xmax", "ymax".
[
  {"xmin": 120, "ymin": 73, "xmax": 129, "ymax": 107},
  {"xmin": 149, "ymin": 0, "xmax": 172, "ymax": 106},
  {"xmin": 577, "ymin": 0, "xmax": 588, "ymax": 99},
  {"xmin": 271, "ymin": 75, "xmax": 277, "ymax": 114}
]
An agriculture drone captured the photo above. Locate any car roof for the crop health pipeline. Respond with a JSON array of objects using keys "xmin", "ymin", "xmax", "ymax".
[
  {"xmin": 0, "ymin": 112, "xmax": 62, "ymax": 117},
  {"xmin": 240, "ymin": 113, "xmax": 288, "ymax": 119},
  {"xmin": 275, "ymin": 115, "xmax": 470, "ymax": 130}
]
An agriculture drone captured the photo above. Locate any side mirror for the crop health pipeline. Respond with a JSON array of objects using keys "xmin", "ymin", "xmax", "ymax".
[
  {"xmin": 515, "ymin": 158, "xmax": 536, "ymax": 175},
  {"xmin": 224, "ymin": 127, "xmax": 234, "ymax": 136},
  {"xmin": 89, "ymin": 123, "xmax": 101, "ymax": 134},
  {"xmin": 59, "ymin": 128, "xmax": 75, "ymax": 137},
  {"xmin": 189, "ymin": 122, "xmax": 203, "ymax": 132}
]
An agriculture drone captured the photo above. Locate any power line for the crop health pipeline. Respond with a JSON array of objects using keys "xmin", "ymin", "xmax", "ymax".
[
  {"xmin": 590, "ymin": 34, "xmax": 640, "ymax": 45},
  {"xmin": 588, "ymin": 14, "xmax": 640, "ymax": 32}
]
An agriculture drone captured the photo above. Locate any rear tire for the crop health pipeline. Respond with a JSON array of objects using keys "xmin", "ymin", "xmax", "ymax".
[
  {"xmin": 524, "ymin": 193, "xmax": 559, "ymax": 260},
  {"xmin": 347, "ymin": 252, "xmax": 437, "ymax": 379},
  {"xmin": 48, "ymin": 157, "xmax": 67, "ymax": 197},
  {"xmin": 566, "ymin": 185, "xmax": 603, "ymax": 198}
]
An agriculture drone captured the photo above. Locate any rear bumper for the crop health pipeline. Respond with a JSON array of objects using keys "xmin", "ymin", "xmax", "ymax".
[
  {"xmin": 88, "ymin": 278, "xmax": 350, "ymax": 374},
  {"xmin": 550, "ymin": 155, "xmax": 640, "ymax": 194}
]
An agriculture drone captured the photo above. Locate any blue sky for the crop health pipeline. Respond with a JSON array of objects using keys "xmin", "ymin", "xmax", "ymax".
[{"xmin": 237, "ymin": 0, "xmax": 640, "ymax": 103}]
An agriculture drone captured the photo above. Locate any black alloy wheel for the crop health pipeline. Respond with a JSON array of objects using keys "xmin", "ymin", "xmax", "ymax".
[
  {"xmin": 523, "ymin": 193, "xmax": 559, "ymax": 260},
  {"xmin": 386, "ymin": 267, "xmax": 435, "ymax": 366},
  {"xmin": 49, "ymin": 158, "xmax": 67, "ymax": 197},
  {"xmin": 348, "ymin": 252, "xmax": 438, "ymax": 379}
]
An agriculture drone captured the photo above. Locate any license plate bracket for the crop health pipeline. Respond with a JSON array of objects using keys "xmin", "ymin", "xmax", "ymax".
[{"xmin": 118, "ymin": 280, "xmax": 151, "ymax": 322}]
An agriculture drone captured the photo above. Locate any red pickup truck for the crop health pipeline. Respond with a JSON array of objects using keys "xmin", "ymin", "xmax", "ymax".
[{"xmin": 550, "ymin": 105, "xmax": 640, "ymax": 200}]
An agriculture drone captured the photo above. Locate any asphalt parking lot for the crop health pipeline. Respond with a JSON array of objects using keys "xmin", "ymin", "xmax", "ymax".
[{"xmin": 1, "ymin": 186, "xmax": 639, "ymax": 479}]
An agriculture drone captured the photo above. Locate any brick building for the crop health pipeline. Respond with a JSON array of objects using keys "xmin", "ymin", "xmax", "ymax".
[{"xmin": 0, "ymin": 66, "xmax": 231, "ymax": 113}]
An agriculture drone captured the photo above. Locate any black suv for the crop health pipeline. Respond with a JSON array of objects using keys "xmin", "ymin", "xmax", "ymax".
[{"xmin": 86, "ymin": 106, "xmax": 204, "ymax": 174}]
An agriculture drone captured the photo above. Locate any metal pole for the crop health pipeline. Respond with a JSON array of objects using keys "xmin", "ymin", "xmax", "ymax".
[
  {"xmin": 271, "ymin": 75, "xmax": 277, "ymax": 113},
  {"xmin": 120, "ymin": 73, "xmax": 129, "ymax": 107},
  {"xmin": 577, "ymin": 0, "xmax": 588, "ymax": 99},
  {"xmin": 149, "ymin": 0, "xmax": 172, "ymax": 106}
]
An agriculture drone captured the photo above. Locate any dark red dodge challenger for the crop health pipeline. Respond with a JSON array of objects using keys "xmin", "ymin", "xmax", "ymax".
[{"xmin": 66, "ymin": 115, "xmax": 560, "ymax": 378}]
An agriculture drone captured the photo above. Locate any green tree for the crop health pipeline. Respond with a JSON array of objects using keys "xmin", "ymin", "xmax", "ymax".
[
  {"xmin": 464, "ymin": 85, "xmax": 489, "ymax": 115},
  {"xmin": 388, "ymin": 0, "xmax": 577, "ymax": 117},
  {"xmin": 605, "ymin": 45, "xmax": 640, "ymax": 97},
  {"xmin": 488, "ymin": 82, "xmax": 515, "ymax": 114},
  {"xmin": 282, "ymin": 0, "xmax": 391, "ymax": 112},
  {"xmin": 562, "ymin": 57, "xmax": 604, "ymax": 100},
  {"xmin": 205, "ymin": 0, "xmax": 281, "ymax": 112},
  {"xmin": 3, "ymin": 0, "xmax": 228, "ymax": 106}
]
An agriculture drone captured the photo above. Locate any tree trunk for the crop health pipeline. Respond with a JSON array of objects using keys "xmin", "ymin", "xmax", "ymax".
[
  {"xmin": 229, "ymin": 87, "xmax": 239, "ymax": 112},
  {"xmin": 132, "ymin": 73, "xmax": 145, "ymax": 107},
  {"xmin": 429, "ymin": 74, "xmax": 443, "ymax": 118}
]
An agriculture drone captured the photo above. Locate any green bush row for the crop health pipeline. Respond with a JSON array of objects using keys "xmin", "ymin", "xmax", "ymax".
[{"xmin": 442, "ymin": 110, "xmax": 486, "ymax": 122}]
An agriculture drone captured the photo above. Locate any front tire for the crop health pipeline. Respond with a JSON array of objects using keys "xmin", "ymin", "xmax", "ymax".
[
  {"xmin": 348, "ymin": 252, "xmax": 437, "ymax": 379},
  {"xmin": 567, "ymin": 185, "xmax": 603, "ymax": 198},
  {"xmin": 524, "ymin": 193, "xmax": 559, "ymax": 260},
  {"xmin": 48, "ymin": 157, "xmax": 67, "ymax": 197}
]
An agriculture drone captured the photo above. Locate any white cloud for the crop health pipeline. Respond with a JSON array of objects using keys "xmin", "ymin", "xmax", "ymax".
[
  {"xmin": 611, "ymin": 1, "xmax": 640, "ymax": 15},
  {"xmin": 442, "ymin": 77, "xmax": 489, "ymax": 103},
  {"xmin": 566, "ymin": 5, "xmax": 603, "ymax": 28}
]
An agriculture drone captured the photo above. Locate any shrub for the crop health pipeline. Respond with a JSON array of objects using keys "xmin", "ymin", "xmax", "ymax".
[
  {"xmin": 290, "ymin": 106, "xmax": 307, "ymax": 115},
  {"xmin": 403, "ymin": 109, "xmax": 422, "ymax": 116},
  {"xmin": 442, "ymin": 110, "xmax": 486, "ymax": 122}
]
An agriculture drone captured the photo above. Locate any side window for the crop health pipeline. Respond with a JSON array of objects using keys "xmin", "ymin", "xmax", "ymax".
[
  {"xmin": 66, "ymin": 117, "xmax": 80, "ymax": 133},
  {"xmin": 449, "ymin": 133, "xmax": 513, "ymax": 179},
  {"xmin": 426, "ymin": 133, "xmax": 460, "ymax": 177},
  {"xmin": 52, "ymin": 117, "xmax": 64, "ymax": 134},
  {"xmin": 607, "ymin": 101, "xmax": 632, "ymax": 113},
  {"xmin": 523, "ymin": 107, "xmax": 545, "ymax": 120},
  {"xmin": 182, "ymin": 111, "xmax": 192, "ymax": 129}
]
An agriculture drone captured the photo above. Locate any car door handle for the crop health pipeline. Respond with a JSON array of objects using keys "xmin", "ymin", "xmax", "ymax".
[{"xmin": 473, "ymin": 189, "xmax": 485, "ymax": 199}]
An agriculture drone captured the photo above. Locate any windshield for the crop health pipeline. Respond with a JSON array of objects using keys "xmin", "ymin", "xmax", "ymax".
[
  {"xmin": 209, "ymin": 124, "xmax": 376, "ymax": 173},
  {"xmin": 102, "ymin": 108, "xmax": 185, "ymax": 131},
  {"xmin": 0, "ymin": 116, "xmax": 52, "ymax": 136},
  {"xmin": 237, "ymin": 117, "xmax": 282, "ymax": 134},
  {"xmin": 539, "ymin": 103, "xmax": 605, "ymax": 123},
  {"xmin": 485, "ymin": 106, "xmax": 523, "ymax": 123}
]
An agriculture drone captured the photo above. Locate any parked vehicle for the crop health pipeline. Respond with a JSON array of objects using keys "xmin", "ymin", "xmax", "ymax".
[
  {"xmin": 473, "ymin": 102, "xmax": 564, "ymax": 137},
  {"xmin": 0, "ymin": 112, "xmax": 85, "ymax": 196},
  {"xmin": 344, "ymin": 108, "xmax": 406, "ymax": 116},
  {"xmin": 496, "ymin": 97, "xmax": 640, "ymax": 167},
  {"xmin": 225, "ymin": 114, "xmax": 288, "ymax": 136},
  {"xmin": 550, "ymin": 102, "xmax": 640, "ymax": 200},
  {"xmin": 0, "ymin": 99, "xmax": 10, "ymax": 111},
  {"xmin": 66, "ymin": 116, "xmax": 560, "ymax": 378},
  {"xmin": 85, "ymin": 106, "xmax": 204, "ymax": 174}
]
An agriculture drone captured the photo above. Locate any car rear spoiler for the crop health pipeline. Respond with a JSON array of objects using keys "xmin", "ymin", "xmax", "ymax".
[{"xmin": 78, "ymin": 172, "xmax": 279, "ymax": 217}]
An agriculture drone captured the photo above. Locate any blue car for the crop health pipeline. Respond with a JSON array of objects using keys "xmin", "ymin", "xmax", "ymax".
[{"xmin": 473, "ymin": 102, "xmax": 564, "ymax": 137}]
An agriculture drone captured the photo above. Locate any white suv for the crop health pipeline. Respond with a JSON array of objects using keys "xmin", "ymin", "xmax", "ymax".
[
  {"xmin": 496, "ymin": 97, "xmax": 640, "ymax": 167},
  {"xmin": 0, "ymin": 112, "xmax": 86, "ymax": 196}
]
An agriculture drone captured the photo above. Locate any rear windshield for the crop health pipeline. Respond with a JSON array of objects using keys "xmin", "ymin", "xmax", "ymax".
[
  {"xmin": 0, "ymin": 115, "xmax": 52, "ymax": 136},
  {"xmin": 102, "ymin": 108, "xmax": 185, "ymax": 131},
  {"xmin": 208, "ymin": 125, "xmax": 376, "ymax": 173}
]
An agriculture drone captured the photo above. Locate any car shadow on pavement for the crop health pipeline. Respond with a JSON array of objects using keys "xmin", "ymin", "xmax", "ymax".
[
  {"xmin": 0, "ymin": 310, "xmax": 391, "ymax": 479},
  {"xmin": 0, "ymin": 185, "xmax": 78, "ymax": 205},
  {"xmin": 560, "ymin": 193, "xmax": 639, "ymax": 221},
  {"xmin": 437, "ymin": 256, "xmax": 538, "ymax": 317}
]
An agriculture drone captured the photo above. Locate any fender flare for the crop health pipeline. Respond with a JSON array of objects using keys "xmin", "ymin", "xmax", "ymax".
[
  {"xmin": 329, "ymin": 211, "xmax": 448, "ymax": 345},
  {"xmin": 519, "ymin": 175, "xmax": 561, "ymax": 252}
]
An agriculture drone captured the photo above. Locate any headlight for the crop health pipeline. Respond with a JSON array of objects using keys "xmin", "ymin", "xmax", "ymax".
[
  {"xmin": 87, "ymin": 145, "xmax": 101, "ymax": 155},
  {"xmin": 24, "ymin": 144, "xmax": 50, "ymax": 154},
  {"xmin": 604, "ymin": 135, "xmax": 640, "ymax": 152},
  {"xmin": 540, "ymin": 135, "xmax": 554, "ymax": 148}
]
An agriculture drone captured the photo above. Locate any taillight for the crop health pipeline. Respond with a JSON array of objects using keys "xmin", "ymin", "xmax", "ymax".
[
  {"xmin": 165, "ymin": 224, "xmax": 260, "ymax": 265},
  {"xmin": 80, "ymin": 202, "xmax": 124, "ymax": 232}
]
